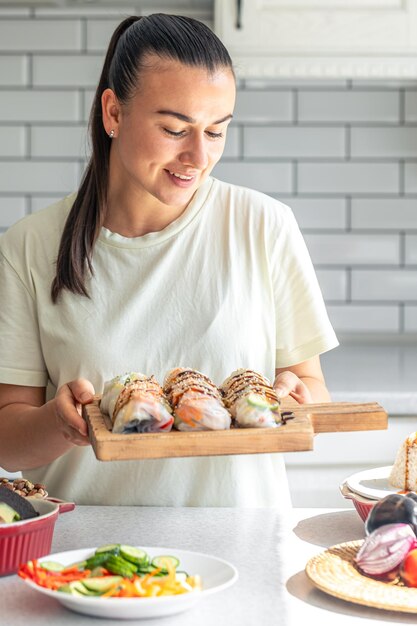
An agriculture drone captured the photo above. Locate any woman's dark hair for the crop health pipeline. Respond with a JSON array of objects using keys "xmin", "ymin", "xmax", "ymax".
[{"xmin": 51, "ymin": 14, "xmax": 234, "ymax": 302}]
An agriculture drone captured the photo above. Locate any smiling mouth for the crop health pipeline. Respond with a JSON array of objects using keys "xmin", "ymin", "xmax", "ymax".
[{"xmin": 168, "ymin": 170, "xmax": 194, "ymax": 180}]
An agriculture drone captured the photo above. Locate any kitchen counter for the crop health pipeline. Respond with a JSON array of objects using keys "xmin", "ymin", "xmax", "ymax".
[
  {"xmin": 321, "ymin": 342, "xmax": 417, "ymax": 416},
  {"xmin": 1, "ymin": 505, "xmax": 416, "ymax": 626}
]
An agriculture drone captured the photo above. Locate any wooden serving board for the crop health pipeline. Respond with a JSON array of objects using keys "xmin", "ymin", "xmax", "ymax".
[{"xmin": 83, "ymin": 397, "xmax": 388, "ymax": 462}]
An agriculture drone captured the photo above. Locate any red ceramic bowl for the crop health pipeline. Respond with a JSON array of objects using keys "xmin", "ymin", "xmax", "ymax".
[
  {"xmin": 0, "ymin": 497, "xmax": 74, "ymax": 576},
  {"xmin": 339, "ymin": 482, "xmax": 376, "ymax": 522}
]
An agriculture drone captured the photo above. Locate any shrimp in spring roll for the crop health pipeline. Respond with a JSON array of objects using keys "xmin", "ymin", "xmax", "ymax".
[
  {"xmin": 100, "ymin": 372, "xmax": 174, "ymax": 434},
  {"xmin": 163, "ymin": 367, "xmax": 231, "ymax": 431},
  {"xmin": 221, "ymin": 369, "xmax": 281, "ymax": 428}
]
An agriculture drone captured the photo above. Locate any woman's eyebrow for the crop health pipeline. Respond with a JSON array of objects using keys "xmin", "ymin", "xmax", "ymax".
[{"xmin": 156, "ymin": 109, "xmax": 233, "ymax": 124}]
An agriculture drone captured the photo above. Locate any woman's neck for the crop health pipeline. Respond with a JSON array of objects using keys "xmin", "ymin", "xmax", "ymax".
[{"xmin": 104, "ymin": 186, "xmax": 189, "ymax": 238}]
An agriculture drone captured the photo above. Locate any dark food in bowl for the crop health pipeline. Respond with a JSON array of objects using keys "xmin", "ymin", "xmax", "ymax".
[
  {"xmin": 0, "ymin": 485, "xmax": 39, "ymax": 524},
  {"xmin": 365, "ymin": 493, "xmax": 417, "ymax": 535}
]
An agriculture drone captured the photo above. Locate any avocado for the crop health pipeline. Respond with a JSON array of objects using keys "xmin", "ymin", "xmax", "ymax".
[
  {"xmin": 0, "ymin": 502, "xmax": 20, "ymax": 524},
  {"xmin": 0, "ymin": 485, "xmax": 38, "ymax": 521}
]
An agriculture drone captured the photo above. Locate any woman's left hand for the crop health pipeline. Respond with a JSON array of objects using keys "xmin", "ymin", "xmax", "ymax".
[{"xmin": 273, "ymin": 370, "xmax": 313, "ymax": 404}]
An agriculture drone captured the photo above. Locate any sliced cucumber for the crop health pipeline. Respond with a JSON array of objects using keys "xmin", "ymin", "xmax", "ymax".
[
  {"xmin": 82, "ymin": 576, "xmax": 123, "ymax": 594},
  {"xmin": 71, "ymin": 581, "xmax": 92, "ymax": 595},
  {"xmin": 175, "ymin": 571, "xmax": 189, "ymax": 582},
  {"xmin": 39, "ymin": 561, "xmax": 65, "ymax": 572},
  {"xmin": 120, "ymin": 545, "xmax": 149, "ymax": 567},
  {"xmin": 85, "ymin": 553, "xmax": 112, "ymax": 570},
  {"xmin": 104, "ymin": 555, "xmax": 137, "ymax": 578},
  {"xmin": 59, "ymin": 580, "xmax": 91, "ymax": 596},
  {"xmin": 95, "ymin": 543, "xmax": 120, "ymax": 555},
  {"xmin": 57, "ymin": 584, "xmax": 73, "ymax": 595},
  {"xmin": 136, "ymin": 564, "xmax": 165, "ymax": 577},
  {"xmin": 151, "ymin": 555, "xmax": 180, "ymax": 571},
  {"xmin": 246, "ymin": 393, "xmax": 270, "ymax": 409}
]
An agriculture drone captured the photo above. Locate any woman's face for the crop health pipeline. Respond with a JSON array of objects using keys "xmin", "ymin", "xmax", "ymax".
[{"xmin": 104, "ymin": 57, "xmax": 236, "ymax": 212}]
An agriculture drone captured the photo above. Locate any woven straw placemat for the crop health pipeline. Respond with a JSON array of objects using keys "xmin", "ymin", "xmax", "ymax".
[{"xmin": 305, "ymin": 540, "xmax": 417, "ymax": 613}]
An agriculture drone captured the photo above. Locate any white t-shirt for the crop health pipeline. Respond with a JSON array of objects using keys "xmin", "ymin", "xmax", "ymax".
[{"xmin": 0, "ymin": 177, "xmax": 338, "ymax": 506}]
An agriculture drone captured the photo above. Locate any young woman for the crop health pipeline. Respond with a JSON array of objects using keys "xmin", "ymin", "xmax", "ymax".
[{"xmin": 0, "ymin": 14, "xmax": 338, "ymax": 506}]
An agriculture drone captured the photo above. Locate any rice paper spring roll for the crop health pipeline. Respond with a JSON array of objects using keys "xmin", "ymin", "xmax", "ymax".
[
  {"xmin": 163, "ymin": 367, "xmax": 231, "ymax": 431},
  {"xmin": 389, "ymin": 432, "xmax": 417, "ymax": 491},
  {"xmin": 221, "ymin": 368, "xmax": 281, "ymax": 428},
  {"xmin": 100, "ymin": 372, "xmax": 174, "ymax": 434}
]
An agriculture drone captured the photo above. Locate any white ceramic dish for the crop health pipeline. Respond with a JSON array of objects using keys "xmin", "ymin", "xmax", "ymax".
[
  {"xmin": 20, "ymin": 546, "xmax": 238, "ymax": 620},
  {"xmin": 345, "ymin": 465, "xmax": 396, "ymax": 501}
]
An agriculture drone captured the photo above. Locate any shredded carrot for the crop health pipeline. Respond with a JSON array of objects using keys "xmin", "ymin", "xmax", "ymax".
[{"xmin": 18, "ymin": 560, "xmax": 91, "ymax": 590}]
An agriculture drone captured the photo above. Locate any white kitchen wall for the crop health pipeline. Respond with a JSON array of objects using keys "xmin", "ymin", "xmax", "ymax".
[{"xmin": 0, "ymin": 3, "xmax": 417, "ymax": 336}]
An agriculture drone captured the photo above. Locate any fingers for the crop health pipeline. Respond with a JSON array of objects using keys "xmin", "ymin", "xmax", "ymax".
[
  {"xmin": 273, "ymin": 371, "xmax": 312, "ymax": 404},
  {"xmin": 55, "ymin": 379, "xmax": 95, "ymax": 445},
  {"xmin": 67, "ymin": 378, "xmax": 95, "ymax": 405}
]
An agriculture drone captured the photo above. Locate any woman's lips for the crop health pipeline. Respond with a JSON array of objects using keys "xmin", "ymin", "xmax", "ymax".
[{"xmin": 165, "ymin": 169, "xmax": 196, "ymax": 188}]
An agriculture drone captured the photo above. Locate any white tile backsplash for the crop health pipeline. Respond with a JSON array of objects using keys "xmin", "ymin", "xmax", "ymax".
[
  {"xmin": 288, "ymin": 197, "xmax": 346, "ymax": 230},
  {"xmin": 0, "ymin": 7, "xmax": 416, "ymax": 335},
  {"xmin": 404, "ymin": 306, "xmax": 417, "ymax": 332},
  {"xmin": 304, "ymin": 233, "xmax": 399, "ymax": 265},
  {"xmin": 315, "ymin": 269, "xmax": 347, "ymax": 301},
  {"xmin": 0, "ymin": 161, "xmax": 79, "ymax": 194},
  {"xmin": 86, "ymin": 19, "xmax": 136, "ymax": 52},
  {"xmin": 213, "ymin": 161, "xmax": 292, "ymax": 194},
  {"xmin": 0, "ymin": 20, "xmax": 82, "ymax": 52},
  {"xmin": 30, "ymin": 125, "xmax": 89, "ymax": 158},
  {"xmin": 405, "ymin": 163, "xmax": 417, "ymax": 194},
  {"xmin": 405, "ymin": 235, "xmax": 417, "ymax": 265},
  {"xmin": 0, "ymin": 56, "xmax": 28, "ymax": 86},
  {"xmin": 350, "ymin": 127, "xmax": 417, "ymax": 158},
  {"xmin": 33, "ymin": 54, "xmax": 103, "ymax": 87},
  {"xmin": 327, "ymin": 304, "xmax": 400, "ymax": 332},
  {"xmin": 351, "ymin": 198, "xmax": 417, "ymax": 230},
  {"xmin": 0, "ymin": 126, "xmax": 26, "ymax": 157},
  {"xmin": 233, "ymin": 90, "xmax": 293, "ymax": 122},
  {"xmin": 352, "ymin": 270, "xmax": 417, "ymax": 301},
  {"xmin": 297, "ymin": 162, "xmax": 399, "ymax": 194},
  {"xmin": 244, "ymin": 126, "xmax": 345, "ymax": 158},
  {"xmin": 405, "ymin": 91, "xmax": 417, "ymax": 122},
  {"xmin": 297, "ymin": 90, "xmax": 400, "ymax": 123},
  {"xmin": 0, "ymin": 91, "xmax": 80, "ymax": 122}
]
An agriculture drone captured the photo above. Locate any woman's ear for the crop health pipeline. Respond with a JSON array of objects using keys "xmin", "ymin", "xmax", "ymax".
[{"xmin": 101, "ymin": 88, "xmax": 121, "ymax": 137}]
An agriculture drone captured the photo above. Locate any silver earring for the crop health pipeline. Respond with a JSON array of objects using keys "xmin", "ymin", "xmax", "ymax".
[{"xmin": 109, "ymin": 129, "xmax": 115, "ymax": 139}]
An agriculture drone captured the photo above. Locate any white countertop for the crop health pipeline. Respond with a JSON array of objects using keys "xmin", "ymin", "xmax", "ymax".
[
  {"xmin": 321, "ymin": 342, "xmax": 417, "ymax": 415},
  {"xmin": 2, "ymin": 505, "xmax": 417, "ymax": 625}
]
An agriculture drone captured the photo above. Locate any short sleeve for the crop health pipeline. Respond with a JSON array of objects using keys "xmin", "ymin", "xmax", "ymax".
[
  {"xmin": 270, "ymin": 205, "xmax": 339, "ymax": 367},
  {"xmin": 0, "ymin": 251, "xmax": 48, "ymax": 386}
]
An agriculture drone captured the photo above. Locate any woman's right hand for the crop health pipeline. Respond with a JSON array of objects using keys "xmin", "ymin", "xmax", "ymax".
[{"xmin": 54, "ymin": 379, "xmax": 95, "ymax": 446}]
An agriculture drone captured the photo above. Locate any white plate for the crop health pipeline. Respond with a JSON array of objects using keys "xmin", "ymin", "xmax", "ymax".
[
  {"xmin": 345, "ymin": 465, "xmax": 397, "ymax": 501},
  {"xmin": 20, "ymin": 546, "xmax": 238, "ymax": 620}
]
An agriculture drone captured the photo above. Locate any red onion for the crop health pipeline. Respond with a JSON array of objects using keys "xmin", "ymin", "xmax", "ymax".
[{"xmin": 355, "ymin": 523, "xmax": 417, "ymax": 575}]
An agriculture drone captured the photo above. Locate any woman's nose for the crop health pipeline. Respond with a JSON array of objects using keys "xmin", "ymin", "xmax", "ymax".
[{"xmin": 179, "ymin": 134, "xmax": 209, "ymax": 170}]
